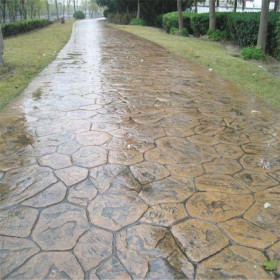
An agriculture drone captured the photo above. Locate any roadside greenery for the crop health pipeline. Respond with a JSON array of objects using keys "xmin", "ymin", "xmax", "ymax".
[
  {"xmin": 241, "ymin": 46, "xmax": 265, "ymax": 60},
  {"xmin": 112, "ymin": 23, "xmax": 280, "ymax": 110},
  {"xmin": 73, "ymin": 11, "xmax": 86, "ymax": 19},
  {"xmin": 1, "ymin": 19, "xmax": 51, "ymax": 37},
  {"xmin": 130, "ymin": 18, "xmax": 147, "ymax": 26},
  {"xmin": 0, "ymin": 20, "xmax": 73, "ymax": 110},
  {"xmin": 162, "ymin": 11, "xmax": 280, "ymax": 59}
]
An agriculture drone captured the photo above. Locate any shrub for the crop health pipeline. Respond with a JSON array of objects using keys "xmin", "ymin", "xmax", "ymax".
[
  {"xmin": 107, "ymin": 12, "xmax": 136, "ymax": 25},
  {"xmin": 170, "ymin": 27, "xmax": 179, "ymax": 34},
  {"xmin": 207, "ymin": 29, "xmax": 226, "ymax": 41},
  {"xmin": 1, "ymin": 19, "xmax": 51, "ymax": 37},
  {"xmin": 73, "ymin": 10, "xmax": 85, "ymax": 19},
  {"xmin": 191, "ymin": 13, "xmax": 209, "ymax": 37},
  {"xmin": 227, "ymin": 12, "xmax": 280, "ymax": 51},
  {"xmin": 162, "ymin": 12, "xmax": 193, "ymax": 34},
  {"xmin": 170, "ymin": 27, "xmax": 188, "ymax": 37},
  {"xmin": 267, "ymin": 16, "xmax": 280, "ymax": 60},
  {"xmin": 161, "ymin": 10, "xmax": 280, "ymax": 59},
  {"xmin": 190, "ymin": 12, "xmax": 230, "ymax": 37},
  {"xmin": 130, "ymin": 18, "xmax": 147, "ymax": 26},
  {"xmin": 181, "ymin": 27, "xmax": 189, "ymax": 37},
  {"xmin": 241, "ymin": 46, "xmax": 265, "ymax": 60},
  {"xmin": 227, "ymin": 12, "xmax": 259, "ymax": 47},
  {"xmin": 155, "ymin": 14, "xmax": 164, "ymax": 28}
]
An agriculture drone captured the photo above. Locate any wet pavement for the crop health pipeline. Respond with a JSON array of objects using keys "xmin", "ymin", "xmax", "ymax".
[{"xmin": 0, "ymin": 19, "xmax": 280, "ymax": 279}]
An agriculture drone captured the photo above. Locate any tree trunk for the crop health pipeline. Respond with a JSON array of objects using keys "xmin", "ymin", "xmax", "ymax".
[
  {"xmin": 137, "ymin": 0, "xmax": 140, "ymax": 19},
  {"xmin": 0, "ymin": 27, "xmax": 4, "ymax": 66},
  {"xmin": 234, "ymin": 0, "xmax": 237, "ymax": 11},
  {"xmin": 216, "ymin": 0, "xmax": 220, "ymax": 7},
  {"xmin": 45, "ymin": 0, "xmax": 50, "ymax": 20},
  {"xmin": 55, "ymin": 0, "xmax": 59, "ymax": 19},
  {"xmin": 195, "ymin": 0, "xmax": 198, "ymax": 13},
  {"xmin": 209, "ymin": 0, "xmax": 216, "ymax": 30},
  {"xmin": 257, "ymin": 0, "xmax": 270, "ymax": 52},
  {"xmin": 274, "ymin": 0, "xmax": 279, "ymax": 10},
  {"xmin": 242, "ymin": 0, "xmax": 246, "ymax": 10},
  {"xmin": 1, "ymin": 0, "xmax": 6, "ymax": 23},
  {"xmin": 73, "ymin": 0, "xmax": 76, "ymax": 14},
  {"xmin": 177, "ymin": 0, "xmax": 183, "ymax": 33}
]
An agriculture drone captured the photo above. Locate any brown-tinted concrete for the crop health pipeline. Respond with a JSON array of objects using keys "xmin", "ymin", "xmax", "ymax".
[{"xmin": 0, "ymin": 20, "xmax": 279, "ymax": 279}]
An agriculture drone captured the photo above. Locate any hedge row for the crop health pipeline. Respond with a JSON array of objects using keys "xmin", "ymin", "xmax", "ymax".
[
  {"xmin": 1, "ymin": 19, "xmax": 51, "ymax": 37},
  {"xmin": 162, "ymin": 11, "xmax": 280, "ymax": 59},
  {"xmin": 107, "ymin": 13, "xmax": 136, "ymax": 25}
]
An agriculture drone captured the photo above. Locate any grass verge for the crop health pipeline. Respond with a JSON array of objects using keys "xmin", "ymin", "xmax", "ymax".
[
  {"xmin": 0, "ymin": 20, "xmax": 74, "ymax": 110},
  {"xmin": 111, "ymin": 24, "xmax": 280, "ymax": 111}
]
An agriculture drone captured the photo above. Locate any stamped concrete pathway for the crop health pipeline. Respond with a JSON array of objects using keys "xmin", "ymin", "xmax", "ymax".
[{"xmin": 0, "ymin": 19, "xmax": 280, "ymax": 280}]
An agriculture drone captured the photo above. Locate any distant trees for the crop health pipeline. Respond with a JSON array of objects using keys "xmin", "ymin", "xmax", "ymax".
[{"xmin": 0, "ymin": 0, "xmax": 86, "ymax": 22}]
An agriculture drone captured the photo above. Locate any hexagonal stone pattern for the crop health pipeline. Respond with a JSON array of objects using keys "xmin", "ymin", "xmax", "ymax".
[
  {"xmin": 117, "ymin": 224, "xmax": 194, "ymax": 279},
  {"xmin": 196, "ymin": 246, "xmax": 274, "ymax": 280},
  {"xmin": 68, "ymin": 179, "xmax": 97, "ymax": 206},
  {"xmin": 195, "ymin": 174, "xmax": 250, "ymax": 194},
  {"xmin": 88, "ymin": 194, "xmax": 148, "ymax": 230},
  {"xmin": 38, "ymin": 153, "xmax": 71, "ymax": 169},
  {"xmin": 234, "ymin": 171, "xmax": 279, "ymax": 192},
  {"xmin": 90, "ymin": 164, "xmax": 141, "ymax": 194},
  {"xmin": 215, "ymin": 128, "xmax": 250, "ymax": 145},
  {"xmin": 171, "ymin": 219, "xmax": 229, "ymax": 262},
  {"xmin": 145, "ymin": 148, "xmax": 177, "ymax": 165},
  {"xmin": 1, "ymin": 19, "xmax": 280, "ymax": 279},
  {"xmin": 90, "ymin": 257, "xmax": 131, "ymax": 280},
  {"xmin": 7, "ymin": 252, "xmax": 84, "ymax": 280},
  {"xmin": 0, "ymin": 165, "xmax": 57, "ymax": 208},
  {"xmin": 214, "ymin": 143, "xmax": 244, "ymax": 159},
  {"xmin": 72, "ymin": 146, "xmax": 107, "ymax": 168},
  {"xmin": 22, "ymin": 182, "xmax": 67, "ymax": 207},
  {"xmin": 130, "ymin": 162, "xmax": 170, "ymax": 185},
  {"xmin": 76, "ymin": 131, "xmax": 111, "ymax": 146},
  {"xmin": 155, "ymin": 137, "xmax": 219, "ymax": 164},
  {"xmin": 241, "ymin": 154, "xmax": 280, "ymax": 173},
  {"xmin": 167, "ymin": 163, "xmax": 204, "ymax": 177},
  {"xmin": 244, "ymin": 191, "xmax": 280, "ymax": 237},
  {"xmin": 32, "ymin": 203, "xmax": 89, "ymax": 250},
  {"xmin": 203, "ymin": 158, "xmax": 242, "ymax": 175},
  {"xmin": 54, "ymin": 166, "xmax": 88, "ymax": 186},
  {"xmin": 187, "ymin": 192, "xmax": 254, "ymax": 222},
  {"xmin": 0, "ymin": 236, "xmax": 40, "ymax": 279},
  {"xmin": 57, "ymin": 141, "xmax": 81, "ymax": 155},
  {"xmin": 0, "ymin": 206, "xmax": 38, "ymax": 237},
  {"xmin": 140, "ymin": 203, "xmax": 188, "ymax": 226},
  {"xmin": 74, "ymin": 228, "xmax": 113, "ymax": 271},
  {"xmin": 140, "ymin": 177, "xmax": 195, "ymax": 205},
  {"xmin": 220, "ymin": 218, "xmax": 278, "ymax": 249},
  {"xmin": 109, "ymin": 150, "xmax": 143, "ymax": 165}
]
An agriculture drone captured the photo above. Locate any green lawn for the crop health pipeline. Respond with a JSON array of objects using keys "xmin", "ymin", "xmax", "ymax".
[
  {"xmin": 0, "ymin": 20, "xmax": 74, "ymax": 110},
  {"xmin": 112, "ymin": 24, "xmax": 280, "ymax": 111}
]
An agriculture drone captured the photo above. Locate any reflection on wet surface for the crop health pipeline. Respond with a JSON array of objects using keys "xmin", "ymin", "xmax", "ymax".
[{"xmin": 0, "ymin": 19, "xmax": 279, "ymax": 279}]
